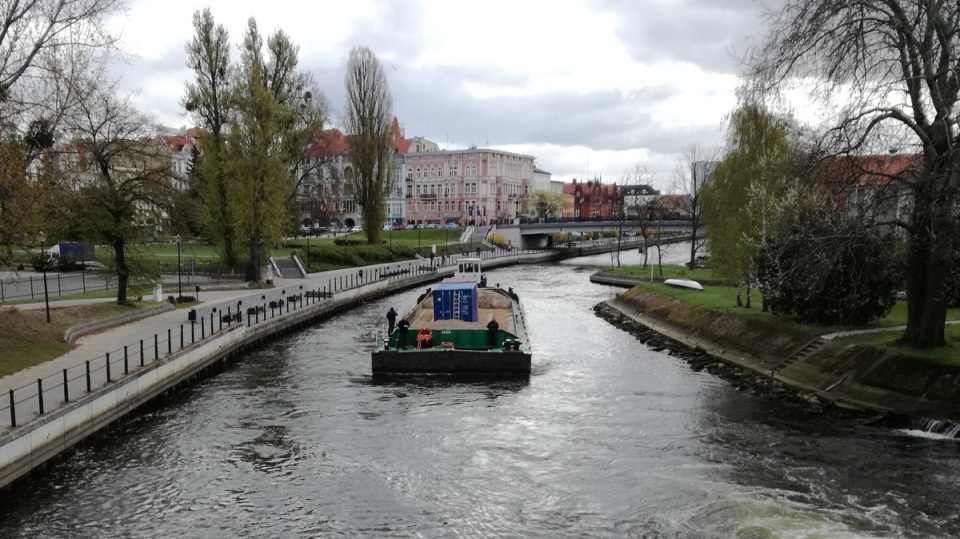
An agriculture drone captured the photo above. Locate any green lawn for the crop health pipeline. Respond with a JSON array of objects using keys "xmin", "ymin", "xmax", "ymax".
[
  {"xmin": 288, "ymin": 228, "xmax": 470, "ymax": 253},
  {"xmin": 609, "ymin": 264, "xmax": 719, "ymax": 282},
  {"xmin": 625, "ymin": 276, "xmax": 960, "ymax": 366},
  {"xmin": 3, "ymin": 285, "xmax": 155, "ymax": 305},
  {"xmin": 830, "ymin": 324, "xmax": 960, "ymax": 365}
]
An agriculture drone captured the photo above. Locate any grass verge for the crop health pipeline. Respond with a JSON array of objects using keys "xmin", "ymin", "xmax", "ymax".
[
  {"xmin": 625, "ymin": 277, "xmax": 960, "ymax": 366},
  {"xmin": 0, "ymin": 302, "xmax": 148, "ymax": 377}
]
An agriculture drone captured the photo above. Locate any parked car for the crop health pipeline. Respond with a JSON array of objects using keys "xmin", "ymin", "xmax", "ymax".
[
  {"xmin": 444, "ymin": 222, "xmax": 460, "ymax": 229},
  {"xmin": 392, "ymin": 224, "xmax": 406, "ymax": 230},
  {"xmin": 426, "ymin": 223, "xmax": 440, "ymax": 229}
]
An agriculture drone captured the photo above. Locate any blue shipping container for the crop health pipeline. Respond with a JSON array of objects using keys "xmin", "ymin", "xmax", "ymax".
[{"xmin": 432, "ymin": 282, "xmax": 478, "ymax": 322}]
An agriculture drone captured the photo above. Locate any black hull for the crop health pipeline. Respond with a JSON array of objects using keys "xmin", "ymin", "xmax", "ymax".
[{"xmin": 372, "ymin": 349, "xmax": 531, "ymax": 374}]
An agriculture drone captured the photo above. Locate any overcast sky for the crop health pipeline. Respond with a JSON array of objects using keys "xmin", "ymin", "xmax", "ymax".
[{"xmin": 107, "ymin": 0, "xmax": 771, "ymax": 192}]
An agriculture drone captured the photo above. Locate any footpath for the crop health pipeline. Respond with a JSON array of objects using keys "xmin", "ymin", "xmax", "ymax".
[{"xmin": 0, "ymin": 253, "xmax": 478, "ymax": 426}]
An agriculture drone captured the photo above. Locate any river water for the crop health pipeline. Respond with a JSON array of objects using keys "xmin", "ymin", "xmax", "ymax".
[{"xmin": 2, "ymin": 250, "xmax": 959, "ymax": 538}]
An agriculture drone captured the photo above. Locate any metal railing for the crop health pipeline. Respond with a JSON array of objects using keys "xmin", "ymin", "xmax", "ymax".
[{"xmin": 0, "ymin": 266, "xmax": 247, "ymax": 303}]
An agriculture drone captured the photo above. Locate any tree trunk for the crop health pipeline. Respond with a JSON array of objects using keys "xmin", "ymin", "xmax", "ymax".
[
  {"xmin": 902, "ymin": 158, "xmax": 956, "ymax": 348},
  {"xmin": 902, "ymin": 205, "xmax": 949, "ymax": 347},
  {"xmin": 689, "ymin": 219, "xmax": 698, "ymax": 268},
  {"xmin": 113, "ymin": 238, "xmax": 128, "ymax": 304}
]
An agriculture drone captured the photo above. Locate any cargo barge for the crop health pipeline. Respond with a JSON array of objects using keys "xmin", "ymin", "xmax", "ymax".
[{"xmin": 372, "ymin": 258, "xmax": 531, "ymax": 374}]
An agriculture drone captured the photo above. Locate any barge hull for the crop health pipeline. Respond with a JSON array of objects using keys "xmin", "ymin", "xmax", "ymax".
[{"xmin": 372, "ymin": 349, "xmax": 531, "ymax": 374}]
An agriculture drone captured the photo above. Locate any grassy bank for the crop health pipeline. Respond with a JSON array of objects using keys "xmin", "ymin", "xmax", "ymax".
[
  {"xmin": 0, "ymin": 303, "xmax": 149, "ymax": 377},
  {"xmin": 81, "ymin": 230, "xmax": 475, "ymax": 274},
  {"xmin": 615, "ymin": 265, "xmax": 960, "ymax": 366}
]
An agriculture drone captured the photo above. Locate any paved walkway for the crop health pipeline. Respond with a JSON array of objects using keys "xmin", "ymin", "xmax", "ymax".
[
  {"xmin": 0, "ymin": 252, "xmax": 482, "ymax": 427},
  {"xmin": 0, "ymin": 283, "xmax": 288, "ymax": 424}
]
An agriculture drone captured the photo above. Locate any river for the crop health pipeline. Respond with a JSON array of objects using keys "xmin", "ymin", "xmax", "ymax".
[{"xmin": 2, "ymin": 249, "xmax": 958, "ymax": 538}]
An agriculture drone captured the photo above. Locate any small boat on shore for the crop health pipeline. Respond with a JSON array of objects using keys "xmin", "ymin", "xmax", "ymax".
[
  {"xmin": 372, "ymin": 258, "xmax": 531, "ymax": 374},
  {"xmin": 664, "ymin": 278, "xmax": 704, "ymax": 291}
]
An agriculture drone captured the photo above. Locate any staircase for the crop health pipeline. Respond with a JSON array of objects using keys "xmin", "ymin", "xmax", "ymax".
[
  {"xmin": 773, "ymin": 338, "xmax": 826, "ymax": 372},
  {"xmin": 273, "ymin": 256, "xmax": 305, "ymax": 279}
]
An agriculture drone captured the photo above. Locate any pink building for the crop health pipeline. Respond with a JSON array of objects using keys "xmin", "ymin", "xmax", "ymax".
[{"xmin": 403, "ymin": 148, "xmax": 534, "ymax": 227}]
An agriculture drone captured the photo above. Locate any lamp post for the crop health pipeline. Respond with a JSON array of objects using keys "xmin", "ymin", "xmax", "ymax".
[
  {"xmin": 36, "ymin": 231, "xmax": 51, "ymax": 323},
  {"xmin": 175, "ymin": 234, "xmax": 182, "ymax": 298},
  {"xmin": 417, "ymin": 225, "xmax": 421, "ymax": 255},
  {"xmin": 306, "ymin": 234, "xmax": 310, "ymax": 273}
]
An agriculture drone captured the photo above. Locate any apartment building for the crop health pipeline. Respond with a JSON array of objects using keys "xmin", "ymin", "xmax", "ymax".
[{"xmin": 402, "ymin": 147, "xmax": 535, "ymax": 227}]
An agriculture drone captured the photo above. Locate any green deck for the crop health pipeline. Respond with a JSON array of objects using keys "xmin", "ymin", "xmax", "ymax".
[{"xmin": 385, "ymin": 328, "xmax": 518, "ymax": 351}]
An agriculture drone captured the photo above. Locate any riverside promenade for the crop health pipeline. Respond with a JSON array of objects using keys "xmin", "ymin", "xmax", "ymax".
[
  {"xmin": 0, "ymin": 248, "xmax": 572, "ymax": 489},
  {"xmin": 0, "ymin": 255, "xmax": 468, "ymax": 430}
]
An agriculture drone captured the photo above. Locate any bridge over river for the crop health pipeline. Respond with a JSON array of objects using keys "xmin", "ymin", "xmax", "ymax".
[{"xmin": 492, "ymin": 218, "xmax": 695, "ymax": 249}]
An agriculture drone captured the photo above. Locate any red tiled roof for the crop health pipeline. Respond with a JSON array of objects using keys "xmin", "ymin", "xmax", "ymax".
[
  {"xmin": 816, "ymin": 154, "xmax": 920, "ymax": 186},
  {"xmin": 392, "ymin": 116, "xmax": 412, "ymax": 154},
  {"xmin": 304, "ymin": 128, "xmax": 349, "ymax": 157},
  {"xmin": 162, "ymin": 135, "xmax": 195, "ymax": 152}
]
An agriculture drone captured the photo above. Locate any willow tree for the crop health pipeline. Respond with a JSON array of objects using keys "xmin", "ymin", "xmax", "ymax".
[
  {"xmin": 183, "ymin": 8, "xmax": 238, "ymax": 264},
  {"xmin": 751, "ymin": 1, "xmax": 960, "ymax": 347},
  {"xmin": 702, "ymin": 103, "xmax": 794, "ymax": 308},
  {"xmin": 344, "ymin": 46, "xmax": 393, "ymax": 245}
]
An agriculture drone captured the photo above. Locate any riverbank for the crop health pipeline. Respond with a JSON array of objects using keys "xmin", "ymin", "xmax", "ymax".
[
  {"xmin": 0, "ymin": 247, "xmax": 573, "ymax": 489},
  {"xmin": 592, "ymin": 272, "xmax": 960, "ymax": 423}
]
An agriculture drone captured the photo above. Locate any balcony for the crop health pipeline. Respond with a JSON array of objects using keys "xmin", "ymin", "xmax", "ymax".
[{"xmin": 421, "ymin": 193, "xmax": 437, "ymax": 199}]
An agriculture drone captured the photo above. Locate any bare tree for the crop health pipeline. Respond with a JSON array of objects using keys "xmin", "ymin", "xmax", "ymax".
[
  {"xmin": 0, "ymin": 0, "xmax": 123, "ymax": 98},
  {"xmin": 0, "ymin": 0, "xmax": 123, "ymax": 265},
  {"xmin": 344, "ymin": 46, "xmax": 393, "ymax": 245},
  {"xmin": 752, "ymin": 1, "xmax": 960, "ymax": 348},
  {"xmin": 672, "ymin": 143, "xmax": 716, "ymax": 269},
  {"xmin": 623, "ymin": 162, "xmax": 659, "ymax": 269},
  {"xmin": 60, "ymin": 79, "xmax": 175, "ymax": 304}
]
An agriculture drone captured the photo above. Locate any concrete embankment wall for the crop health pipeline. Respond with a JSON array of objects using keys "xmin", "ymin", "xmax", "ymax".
[
  {"xmin": 0, "ymin": 252, "xmax": 568, "ymax": 489},
  {"xmin": 595, "ymin": 274, "xmax": 960, "ymax": 422},
  {"xmin": 0, "ymin": 326, "xmax": 247, "ymax": 489}
]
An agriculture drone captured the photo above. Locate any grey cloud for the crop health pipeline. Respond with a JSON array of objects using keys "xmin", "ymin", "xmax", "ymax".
[{"xmin": 591, "ymin": 0, "xmax": 767, "ymax": 74}]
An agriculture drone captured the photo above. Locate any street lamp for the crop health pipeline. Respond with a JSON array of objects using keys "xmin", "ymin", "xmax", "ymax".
[
  {"xmin": 175, "ymin": 234, "xmax": 182, "ymax": 298},
  {"xmin": 36, "ymin": 231, "xmax": 50, "ymax": 323},
  {"xmin": 306, "ymin": 234, "xmax": 310, "ymax": 273}
]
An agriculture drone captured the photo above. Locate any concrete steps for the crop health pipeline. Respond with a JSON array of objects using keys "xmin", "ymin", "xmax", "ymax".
[
  {"xmin": 274, "ymin": 257, "xmax": 305, "ymax": 279},
  {"xmin": 774, "ymin": 338, "xmax": 826, "ymax": 372}
]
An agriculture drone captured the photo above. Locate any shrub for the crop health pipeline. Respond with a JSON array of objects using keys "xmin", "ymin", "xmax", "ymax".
[
  {"xmin": 56, "ymin": 255, "xmax": 78, "ymax": 272},
  {"xmin": 757, "ymin": 210, "xmax": 900, "ymax": 326},
  {"xmin": 30, "ymin": 254, "xmax": 56, "ymax": 272}
]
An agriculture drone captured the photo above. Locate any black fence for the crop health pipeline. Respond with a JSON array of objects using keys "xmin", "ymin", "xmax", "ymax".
[{"xmin": 0, "ymin": 266, "xmax": 247, "ymax": 303}]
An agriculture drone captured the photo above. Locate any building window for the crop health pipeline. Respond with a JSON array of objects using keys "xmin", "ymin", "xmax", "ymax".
[{"xmin": 417, "ymin": 168, "xmax": 422, "ymax": 178}]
